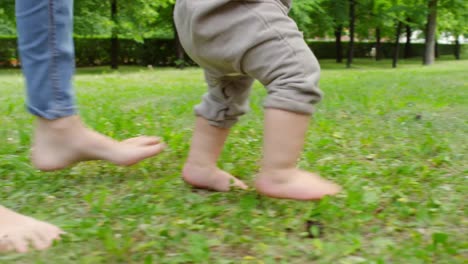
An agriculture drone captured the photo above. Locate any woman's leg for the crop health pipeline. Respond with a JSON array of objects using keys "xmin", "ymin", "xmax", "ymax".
[
  {"xmin": 15, "ymin": 0, "xmax": 165, "ymax": 171},
  {"xmin": 1, "ymin": 0, "xmax": 165, "ymax": 254}
]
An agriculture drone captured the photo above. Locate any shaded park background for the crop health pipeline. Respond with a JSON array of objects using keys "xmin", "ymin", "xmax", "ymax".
[{"xmin": 0, "ymin": 0, "xmax": 467, "ymax": 68}]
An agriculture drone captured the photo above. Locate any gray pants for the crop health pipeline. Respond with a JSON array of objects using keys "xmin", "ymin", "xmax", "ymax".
[{"xmin": 174, "ymin": 0, "xmax": 322, "ymax": 128}]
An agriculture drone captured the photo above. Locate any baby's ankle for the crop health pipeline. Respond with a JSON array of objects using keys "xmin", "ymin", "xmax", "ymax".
[
  {"xmin": 258, "ymin": 167, "xmax": 298, "ymax": 183},
  {"xmin": 260, "ymin": 163, "xmax": 298, "ymax": 173},
  {"xmin": 184, "ymin": 160, "xmax": 217, "ymax": 170}
]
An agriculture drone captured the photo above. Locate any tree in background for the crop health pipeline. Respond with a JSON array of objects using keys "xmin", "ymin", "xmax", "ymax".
[
  {"xmin": 291, "ymin": 0, "xmax": 350, "ymax": 63},
  {"xmin": 392, "ymin": 20, "xmax": 403, "ymax": 68},
  {"xmin": 438, "ymin": 0, "xmax": 468, "ymax": 60},
  {"xmin": 109, "ymin": 0, "xmax": 175, "ymax": 69},
  {"xmin": 0, "ymin": 0, "xmax": 15, "ymax": 35},
  {"xmin": 290, "ymin": 0, "xmax": 327, "ymax": 39},
  {"xmin": 404, "ymin": 18, "xmax": 413, "ymax": 58},
  {"xmin": 1, "ymin": 0, "xmax": 466, "ymax": 66},
  {"xmin": 74, "ymin": 0, "xmax": 175, "ymax": 69},
  {"xmin": 402, "ymin": 1, "xmax": 428, "ymax": 60},
  {"xmin": 387, "ymin": 1, "xmax": 419, "ymax": 68},
  {"xmin": 347, "ymin": 0, "xmax": 356, "ymax": 68},
  {"xmin": 161, "ymin": 4, "xmax": 186, "ymax": 68},
  {"xmin": 320, "ymin": 0, "xmax": 349, "ymax": 63},
  {"xmin": 362, "ymin": 0, "xmax": 392, "ymax": 61},
  {"xmin": 424, "ymin": 0, "xmax": 438, "ymax": 65},
  {"xmin": 111, "ymin": 0, "xmax": 119, "ymax": 69}
]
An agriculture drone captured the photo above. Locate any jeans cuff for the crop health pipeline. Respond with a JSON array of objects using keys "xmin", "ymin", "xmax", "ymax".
[{"xmin": 27, "ymin": 104, "xmax": 77, "ymax": 120}]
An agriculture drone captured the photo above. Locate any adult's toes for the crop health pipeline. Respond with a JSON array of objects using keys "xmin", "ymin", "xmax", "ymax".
[
  {"xmin": 0, "ymin": 237, "xmax": 12, "ymax": 252},
  {"xmin": 122, "ymin": 136, "xmax": 161, "ymax": 146},
  {"xmin": 231, "ymin": 178, "xmax": 248, "ymax": 190},
  {"xmin": 31, "ymin": 233, "xmax": 51, "ymax": 251},
  {"xmin": 11, "ymin": 236, "xmax": 30, "ymax": 253},
  {"xmin": 117, "ymin": 143, "xmax": 167, "ymax": 166}
]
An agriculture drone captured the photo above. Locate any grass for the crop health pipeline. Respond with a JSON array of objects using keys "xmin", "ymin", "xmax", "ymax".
[{"xmin": 0, "ymin": 58, "xmax": 467, "ymax": 264}]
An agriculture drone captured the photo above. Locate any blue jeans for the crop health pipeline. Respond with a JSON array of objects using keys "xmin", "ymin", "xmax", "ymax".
[{"xmin": 16, "ymin": 0, "xmax": 77, "ymax": 119}]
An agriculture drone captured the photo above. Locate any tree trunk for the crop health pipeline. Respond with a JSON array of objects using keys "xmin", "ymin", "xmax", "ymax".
[
  {"xmin": 424, "ymin": 0, "xmax": 438, "ymax": 65},
  {"xmin": 404, "ymin": 22, "xmax": 412, "ymax": 58},
  {"xmin": 393, "ymin": 21, "xmax": 403, "ymax": 68},
  {"xmin": 110, "ymin": 0, "xmax": 119, "ymax": 69},
  {"xmin": 174, "ymin": 32, "xmax": 185, "ymax": 69},
  {"xmin": 376, "ymin": 27, "xmax": 382, "ymax": 61},
  {"xmin": 335, "ymin": 24, "xmax": 343, "ymax": 63},
  {"xmin": 454, "ymin": 37, "xmax": 460, "ymax": 60},
  {"xmin": 347, "ymin": 0, "xmax": 356, "ymax": 68},
  {"xmin": 435, "ymin": 38, "xmax": 439, "ymax": 58},
  {"xmin": 172, "ymin": 5, "xmax": 185, "ymax": 69}
]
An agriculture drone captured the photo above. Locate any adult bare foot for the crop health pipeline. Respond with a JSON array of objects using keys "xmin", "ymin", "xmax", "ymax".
[
  {"xmin": 255, "ymin": 168, "xmax": 341, "ymax": 200},
  {"xmin": 0, "ymin": 206, "xmax": 64, "ymax": 253},
  {"xmin": 31, "ymin": 115, "xmax": 166, "ymax": 171},
  {"xmin": 183, "ymin": 163, "xmax": 248, "ymax": 192}
]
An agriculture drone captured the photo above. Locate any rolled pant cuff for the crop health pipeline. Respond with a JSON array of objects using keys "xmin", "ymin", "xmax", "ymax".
[
  {"xmin": 205, "ymin": 118, "xmax": 238, "ymax": 129},
  {"xmin": 263, "ymin": 95, "xmax": 316, "ymax": 115},
  {"xmin": 194, "ymin": 103, "xmax": 239, "ymax": 129},
  {"xmin": 27, "ymin": 104, "xmax": 77, "ymax": 120}
]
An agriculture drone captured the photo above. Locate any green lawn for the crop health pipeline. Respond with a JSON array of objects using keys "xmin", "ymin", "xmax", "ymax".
[{"xmin": 0, "ymin": 58, "xmax": 467, "ymax": 264}]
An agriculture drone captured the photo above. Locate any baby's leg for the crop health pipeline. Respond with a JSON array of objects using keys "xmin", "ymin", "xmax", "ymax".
[
  {"xmin": 183, "ymin": 73, "xmax": 252, "ymax": 191},
  {"xmin": 240, "ymin": 3, "xmax": 341, "ymax": 200},
  {"xmin": 0, "ymin": 205, "xmax": 64, "ymax": 253},
  {"xmin": 256, "ymin": 109, "xmax": 341, "ymax": 200},
  {"xmin": 183, "ymin": 118, "xmax": 247, "ymax": 191}
]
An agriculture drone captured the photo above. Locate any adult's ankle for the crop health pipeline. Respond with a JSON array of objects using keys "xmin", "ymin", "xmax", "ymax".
[{"xmin": 36, "ymin": 115, "xmax": 80, "ymax": 129}]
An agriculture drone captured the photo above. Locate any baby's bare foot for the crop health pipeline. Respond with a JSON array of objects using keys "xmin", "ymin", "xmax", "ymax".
[
  {"xmin": 255, "ymin": 168, "xmax": 341, "ymax": 200},
  {"xmin": 31, "ymin": 115, "xmax": 166, "ymax": 171},
  {"xmin": 0, "ymin": 206, "xmax": 64, "ymax": 253},
  {"xmin": 182, "ymin": 163, "xmax": 248, "ymax": 192}
]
